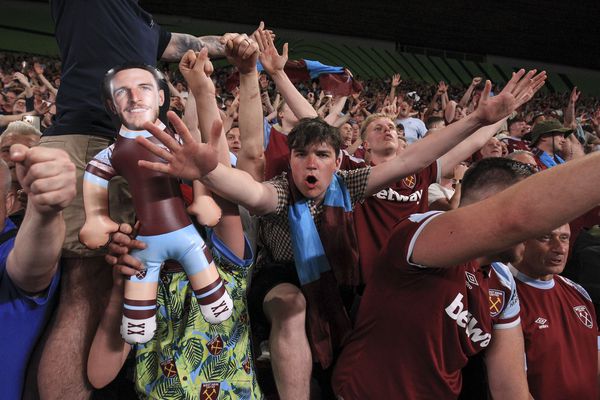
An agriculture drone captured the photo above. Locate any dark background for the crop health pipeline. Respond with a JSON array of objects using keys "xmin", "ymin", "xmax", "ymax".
[{"xmin": 136, "ymin": 0, "xmax": 599, "ymax": 70}]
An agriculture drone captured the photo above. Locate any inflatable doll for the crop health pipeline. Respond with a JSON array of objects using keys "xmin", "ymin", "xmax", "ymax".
[{"xmin": 79, "ymin": 64, "xmax": 232, "ymax": 343}]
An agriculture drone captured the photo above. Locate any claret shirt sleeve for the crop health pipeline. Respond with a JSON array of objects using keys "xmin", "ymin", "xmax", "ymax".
[
  {"xmin": 490, "ymin": 262, "xmax": 521, "ymax": 329},
  {"xmin": 385, "ymin": 210, "xmax": 444, "ymax": 270},
  {"xmin": 83, "ymin": 144, "xmax": 117, "ymax": 188}
]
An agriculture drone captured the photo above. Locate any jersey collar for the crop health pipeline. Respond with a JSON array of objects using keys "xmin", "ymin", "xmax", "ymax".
[{"xmin": 119, "ymin": 120, "xmax": 166, "ymax": 139}]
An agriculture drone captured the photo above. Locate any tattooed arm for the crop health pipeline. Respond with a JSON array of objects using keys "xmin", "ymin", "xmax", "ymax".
[{"xmin": 161, "ymin": 33, "xmax": 225, "ymax": 61}]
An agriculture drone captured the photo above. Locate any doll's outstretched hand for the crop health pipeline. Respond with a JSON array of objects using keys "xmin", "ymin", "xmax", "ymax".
[
  {"xmin": 79, "ymin": 215, "xmax": 120, "ymax": 249},
  {"xmin": 188, "ymin": 193, "xmax": 222, "ymax": 227}
]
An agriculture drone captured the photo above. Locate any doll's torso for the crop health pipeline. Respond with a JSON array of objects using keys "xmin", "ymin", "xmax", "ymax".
[{"xmin": 111, "ymin": 133, "xmax": 191, "ymax": 236}]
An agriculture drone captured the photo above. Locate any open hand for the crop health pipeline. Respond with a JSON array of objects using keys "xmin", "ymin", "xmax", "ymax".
[
  {"xmin": 473, "ymin": 69, "xmax": 546, "ymax": 126},
  {"xmin": 137, "ymin": 111, "xmax": 221, "ymax": 181},
  {"xmin": 570, "ymin": 86, "xmax": 580, "ymax": 104},
  {"xmin": 256, "ymin": 29, "xmax": 288, "ymax": 76}
]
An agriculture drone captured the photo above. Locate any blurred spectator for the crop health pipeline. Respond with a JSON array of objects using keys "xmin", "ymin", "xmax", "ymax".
[
  {"xmin": 396, "ymin": 99, "xmax": 427, "ymax": 144},
  {"xmin": 529, "ymin": 120, "xmax": 573, "ymax": 170},
  {"xmin": 0, "ymin": 121, "xmax": 41, "ymax": 226},
  {"xmin": 478, "ymin": 136, "xmax": 503, "ymax": 159}
]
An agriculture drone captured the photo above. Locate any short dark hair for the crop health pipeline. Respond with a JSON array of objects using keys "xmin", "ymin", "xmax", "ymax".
[
  {"xmin": 101, "ymin": 63, "xmax": 168, "ymax": 128},
  {"xmin": 425, "ymin": 116, "xmax": 445, "ymax": 129},
  {"xmin": 461, "ymin": 157, "xmax": 534, "ymax": 205},
  {"xmin": 507, "ymin": 117, "xmax": 524, "ymax": 127},
  {"xmin": 102, "ymin": 63, "xmax": 165, "ymax": 102},
  {"xmin": 287, "ymin": 118, "xmax": 342, "ymax": 156}
]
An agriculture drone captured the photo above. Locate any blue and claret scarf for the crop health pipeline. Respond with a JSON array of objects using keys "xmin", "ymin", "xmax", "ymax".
[{"xmin": 287, "ymin": 173, "xmax": 360, "ymax": 368}]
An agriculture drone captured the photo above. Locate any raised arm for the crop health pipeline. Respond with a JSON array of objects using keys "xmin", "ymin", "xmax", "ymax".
[
  {"xmin": 13, "ymin": 72, "xmax": 33, "ymax": 99},
  {"xmin": 256, "ymin": 30, "xmax": 318, "ymax": 119},
  {"xmin": 181, "ymin": 84, "xmax": 201, "ymax": 139},
  {"xmin": 178, "ymin": 74, "xmax": 223, "ymax": 228},
  {"xmin": 412, "ymin": 151, "xmax": 600, "ymax": 268},
  {"xmin": 388, "ymin": 73, "xmax": 401, "ymax": 102},
  {"xmin": 166, "ymin": 77, "xmax": 183, "ymax": 102},
  {"xmin": 423, "ymin": 86, "xmax": 442, "ymax": 121},
  {"xmin": 365, "ymin": 70, "xmax": 546, "ymax": 195},
  {"xmin": 6, "ymin": 145, "xmax": 76, "ymax": 293},
  {"xmin": 440, "ymin": 81, "xmax": 449, "ymax": 111},
  {"xmin": 437, "ymin": 118, "xmax": 507, "ymax": 178},
  {"xmin": 183, "ymin": 42, "xmax": 254, "ymax": 255},
  {"xmin": 161, "ymin": 33, "xmax": 226, "ymax": 61},
  {"xmin": 222, "ymin": 33, "xmax": 265, "ymax": 181},
  {"xmin": 161, "ymin": 20, "xmax": 274, "ymax": 61},
  {"xmin": 564, "ymin": 86, "xmax": 580, "ymax": 129},
  {"xmin": 138, "ymin": 112, "xmax": 278, "ymax": 216},
  {"xmin": 34, "ymin": 63, "xmax": 58, "ymax": 96},
  {"xmin": 444, "ymin": 100, "xmax": 458, "ymax": 124},
  {"xmin": 440, "ymin": 72, "xmax": 546, "ymax": 177},
  {"xmin": 459, "ymin": 76, "xmax": 481, "ymax": 108},
  {"xmin": 324, "ymin": 96, "xmax": 348, "ymax": 126}
]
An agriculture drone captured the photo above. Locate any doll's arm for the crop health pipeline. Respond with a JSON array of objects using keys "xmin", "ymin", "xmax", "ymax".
[
  {"xmin": 187, "ymin": 180, "xmax": 222, "ymax": 227},
  {"xmin": 79, "ymin": 147, "xmax": 120, "ymax": 248},
  {"xmin": 79, "ymin": 178, "xmax": 119, "ymax": 249}
]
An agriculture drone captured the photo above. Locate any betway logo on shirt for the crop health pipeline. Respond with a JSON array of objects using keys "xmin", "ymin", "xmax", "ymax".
[
  {"xmin": 374, "ymin": 188, "xmax": 422, "ymax": 203},
  {"xmin": 445, "ymin": 293, "xmax": 491, "ymax": 348}
]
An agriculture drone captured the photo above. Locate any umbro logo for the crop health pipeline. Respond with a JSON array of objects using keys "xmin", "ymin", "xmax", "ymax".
[
  {"xmin": 465, "ymin": 271, "xmax": 479, "ymax": 289},
  {"xmin": 534, "ymin": 317, "xmax": 549, "ymax": 329}
]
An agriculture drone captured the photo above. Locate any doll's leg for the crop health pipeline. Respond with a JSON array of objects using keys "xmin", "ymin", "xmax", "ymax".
[
  {"xmin": 120, "ymin": 260, "xmax": 161, "ymax": 344},
  {"xmin": 179, "ymin": 237, "xmax": 233, "ymax": 324}
]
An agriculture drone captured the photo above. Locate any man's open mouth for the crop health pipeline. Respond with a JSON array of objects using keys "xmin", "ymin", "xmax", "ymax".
[
  {"xmin": 549, "ymin": 256, "xmax": 563, "ymax": 265},
  {"xmin": 306, "ymin": 175, "xmax": 318, "ymax": 187}
]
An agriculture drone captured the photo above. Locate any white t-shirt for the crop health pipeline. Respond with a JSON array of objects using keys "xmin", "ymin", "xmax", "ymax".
[{"xmin": 396, "ymin": 117, "xmax": 427, "ymax": 144}]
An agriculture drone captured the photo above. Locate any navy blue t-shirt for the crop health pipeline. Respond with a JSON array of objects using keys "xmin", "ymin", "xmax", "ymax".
[
  {"xmin": 45, "ymin": 0, "xmax": 171, "ymax": 138},
  {"xmin": 0, "ymin": 218, "xmax": 60, "ymax": 400}
]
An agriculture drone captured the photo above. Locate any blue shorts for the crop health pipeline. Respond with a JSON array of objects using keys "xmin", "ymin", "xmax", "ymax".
[{"xmin": 130, "ymin": 224, "xmax": 211, "ymax": 282}]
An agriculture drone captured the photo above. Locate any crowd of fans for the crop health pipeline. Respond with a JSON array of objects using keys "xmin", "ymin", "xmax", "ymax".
[
  {"xmin": 3, "ymin": 50, "xmax": 600, "ymax": 146},
  {"xmin": 2, "ymin": 4, "xmax": 600, "ymax": 400}
]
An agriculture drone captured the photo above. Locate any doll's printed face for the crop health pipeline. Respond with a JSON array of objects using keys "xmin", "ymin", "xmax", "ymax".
[{"xmin": 110, "ymin": 68, "xmax": 164, "ymax": 131}]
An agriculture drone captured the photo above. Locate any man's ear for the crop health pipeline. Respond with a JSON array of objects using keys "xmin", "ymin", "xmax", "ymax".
[
  {"xmin": 335, "ymin": 150, "xmax": 343, "ymax": 170},
  {"xmin": 362, "ymin": 139, "xmax": 371, "ymax": 152},
  {"xmin": 158, "ymin": 89, "xmax": 165, "ymax": 107},
  {"xmin": 5, "ymin": 190, "xmax": 15, "ymax": 214}
]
